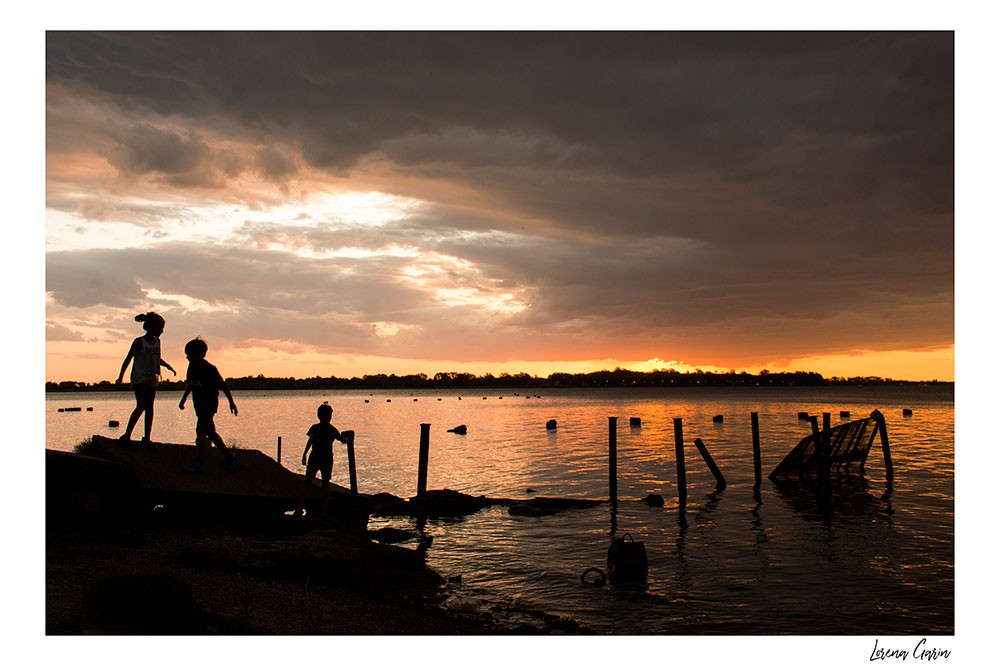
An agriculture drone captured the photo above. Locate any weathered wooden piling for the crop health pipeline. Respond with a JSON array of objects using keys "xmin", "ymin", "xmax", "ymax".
[
  {"xmin": 608, "ymin": 416, "xmax": 618, "ymax": 503},
  {"xmin": 822, "ymin": 412, "xmax": 832, "ymax": 484},
  {"xmin": 694, "ymin": 438, "xmax": 727, "ymax": 489},
  {"xmin": 417, "ymin": 423, "xmax": 431, "ymax": 497},
  {"xmin": 673, "ymin": 418, "xmax": 687, "ymax": 506},
  {"xmin": 750, "ymin": 412, "xmax": 762, "ymax": 487},
  {"xmin": 276, "ymin": 436, "xmax": 282, "ymax": 463},
  {"xmin": 872, "ymin": 409, "xmax": 894, "ymax": 482},
  {"xmin": 345, "ymin": 430, "xmax": 358, "ymax": 494}
]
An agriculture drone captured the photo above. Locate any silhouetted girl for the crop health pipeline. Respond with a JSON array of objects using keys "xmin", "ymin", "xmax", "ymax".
[{"xmin": 116, "ymin": 312, "xmax": 176, "ymax": 449}]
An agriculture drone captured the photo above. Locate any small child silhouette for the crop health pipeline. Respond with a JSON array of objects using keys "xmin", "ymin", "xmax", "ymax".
[{"xmin": 295, "ymin": 402, "xmax": 352, "ymax": 517}]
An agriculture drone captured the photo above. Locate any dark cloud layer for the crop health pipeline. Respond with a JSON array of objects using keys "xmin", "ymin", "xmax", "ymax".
[{"xmin": 45, "ymin": 31, "xmax": 954, "ymax": 371}]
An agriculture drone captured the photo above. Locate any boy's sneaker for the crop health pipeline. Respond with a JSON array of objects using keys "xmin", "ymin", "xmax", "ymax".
[
  {"xmin": 225, "ymin": 451, "xmax": 237, "ymax": 472},
  {"xmin": 182, "ymin": 460, "xmax": 204, "ymax": 474}
]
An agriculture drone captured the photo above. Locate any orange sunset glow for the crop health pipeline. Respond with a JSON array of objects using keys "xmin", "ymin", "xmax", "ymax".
[{"xmin": 44, "ymin": 31, "xmax": 954, "ymax": 385}]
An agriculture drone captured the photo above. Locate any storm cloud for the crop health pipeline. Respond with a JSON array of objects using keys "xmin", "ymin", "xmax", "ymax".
[{"xmin": 45, "ymin": 31, "xmax": 953, "ymax": 379}]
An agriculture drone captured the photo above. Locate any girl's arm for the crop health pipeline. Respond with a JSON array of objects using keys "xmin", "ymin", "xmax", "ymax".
[
  {"xmin": 116, "ymin": 338, "xmax": 140, "ymax": 383},
  {"xmin": 160, "ymin": 358, "xmax": 177, "ymax": 376}
]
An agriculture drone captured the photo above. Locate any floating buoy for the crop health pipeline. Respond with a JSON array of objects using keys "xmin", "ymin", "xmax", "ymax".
[
  {"xmin": 606, "ymin": 533, "xmax": 648, "ymax": 583},
  {"xmin": 797, "ymin": 412, "xmax": 809, "ymax": 420},
  {"xmin": 86, "ymin": 407, "xmax": 93, "ymax": 412},
  {"xmin": 629, "ymin": 417, "xmax": 641, "ymax": 427},
  {"xmin": 712, "ymin": 415, "xmax": 724, "ymax": 423},
  {"xmin": 364, "ymin": 400, "xmax": 369, "ymax": 403},
  {"xmin": 840, "ymin": 411, "xmax": 851, "ymax": 419},
  {"xmin": 546, "ymin": 419, "xmax": 558, "ymax": 430},
  {"xmin": 903, "ymin": 408, "xmax": 913, "ymax": 416},
  {"xmin": 447, "ymin": 425, "xmax": 468, "ymax": 435},
  {"xmin": 108, "ymin": 420, "xmax": 119, "ymax": 428}
]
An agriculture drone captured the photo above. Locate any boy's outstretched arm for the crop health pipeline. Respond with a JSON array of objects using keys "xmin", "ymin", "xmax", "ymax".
[{"xmin": 221, "ymin": 382, "xmax": 238, "ymax": 416}]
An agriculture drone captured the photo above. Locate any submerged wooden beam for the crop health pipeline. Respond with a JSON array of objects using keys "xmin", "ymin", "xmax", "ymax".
[{"xmin": 694, "ymin": 438, "xmax": 727, "ymax": 489}]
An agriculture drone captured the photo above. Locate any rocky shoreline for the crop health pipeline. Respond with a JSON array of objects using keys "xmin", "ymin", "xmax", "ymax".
[{"xmin": 46, "ymin": 444, "xmax": 598, "ymax": 635}]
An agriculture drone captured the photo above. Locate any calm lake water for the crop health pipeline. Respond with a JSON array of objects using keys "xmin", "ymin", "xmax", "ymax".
[{"xmin": 46, "ymin": 385, "xmax": 954, "ymax": 635}]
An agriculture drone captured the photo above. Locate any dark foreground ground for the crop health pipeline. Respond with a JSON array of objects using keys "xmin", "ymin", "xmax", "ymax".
[
  {"xmin": 45, "ymin": 443, "xmax": 595, "ymax": 635},
  {"xmin": 46, "ymin": 510, "xmax": 497, "ymax": 635}
]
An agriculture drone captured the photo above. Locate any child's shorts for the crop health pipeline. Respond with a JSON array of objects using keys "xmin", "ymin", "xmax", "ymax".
[
  {"xmin": 195, "ymin": 412, "xmax": 218, "ymax": 436},
  {"xmin": 306, "ymin": 453, "xmax": 333, "ymax": 482},
  {"xmin": 130, "ymin": 373, "xmax": 158, "ymax": 387}
]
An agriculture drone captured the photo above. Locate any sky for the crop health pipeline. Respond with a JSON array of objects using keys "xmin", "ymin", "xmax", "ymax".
[{"xmin": 43, "ymin": 29, "xmax": 956, "ymax": 384}]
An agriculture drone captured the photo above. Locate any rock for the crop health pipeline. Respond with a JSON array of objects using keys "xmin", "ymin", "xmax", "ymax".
[
  {"xmin": 640, "ymin": 494, "xmax": 664, "ymax": 507},
  {"xmin": 508, "ymin": 497, "xmax": 602, "ymax": 517}
]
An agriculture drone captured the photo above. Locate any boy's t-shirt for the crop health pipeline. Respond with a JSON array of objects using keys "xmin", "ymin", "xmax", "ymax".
[
  {"xmin": 307, "ymin": 422, "xmax": 341, "ymax": 461},
  {"xmin": 186, "ymin": 359, "xmax": 224, "ymax": 414}
]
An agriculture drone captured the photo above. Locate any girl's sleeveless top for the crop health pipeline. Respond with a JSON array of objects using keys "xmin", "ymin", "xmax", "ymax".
[{"xmin": 131, "ymin": 337, "xmax": 161, "ymax": 378}]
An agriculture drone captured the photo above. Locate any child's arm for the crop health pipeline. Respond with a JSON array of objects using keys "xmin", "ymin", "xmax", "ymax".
[
  {"xmin": 178, "ymin": 386, "xmax": 191, "ymax": 410},
  {"xmin": 160, "ymin": 358, "xmax": 177, "ymax": 376},
  {"xmin": 302, "ymin": 435, "xmax": 314, "ymax": 466},
  {"xmin": 221, "ymin": 382, "xmax": 238, "ymax": 416},
  {"xmin": 116, "ymin": 338, "xmax": 140, "ymax": 384}
]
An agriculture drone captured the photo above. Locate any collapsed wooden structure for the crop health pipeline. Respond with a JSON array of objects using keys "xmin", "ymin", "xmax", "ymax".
[{"xmin": 768, "ymin": 409, "xmax": 893, "ymax": 483}]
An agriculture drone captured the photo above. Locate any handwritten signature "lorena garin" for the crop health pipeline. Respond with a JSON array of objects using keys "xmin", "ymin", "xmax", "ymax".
[{"xmin": 871, "ymin": 638, "xmax": 952, "ymax": 661}]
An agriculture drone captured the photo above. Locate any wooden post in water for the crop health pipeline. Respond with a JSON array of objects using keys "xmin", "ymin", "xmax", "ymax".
[
  {"xmin": 872, "ymin": 409, "xmax": 894, "ymax": 483},
  {"xmin": 277, "ymin": 436, "xmax": 282, "ymax": 463},
  {"xmin": 694, "ymin": 438, "xmax": 727, "ymax": 489},
  {"xmin": 673, "ymin": 418, "xmax": 688, "ymax": 506},
  {"xmin": 345, "ymin": 431, "xmax": 358, "ymax": 495},
  {"xmin": 417, "ymin": 423, "xmax": 431, "ymax": 497},
  {"xmin": 808, "ymin": 416, "xmax": 822, "ymax": 482},
  {"xmin": 822, "ymin": 412, "xmax": 832, "ymax": 484},
  {"xmin": 751, "ymin": 412, "xmax": 762, "ymax": 488},
  {"xmin": 608, "ymin": 416, "xmax": 618, "ymax": 504}
]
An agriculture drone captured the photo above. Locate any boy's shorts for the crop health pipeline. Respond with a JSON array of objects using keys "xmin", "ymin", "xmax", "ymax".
[
  {"xmin": 195, "ymin": 411, "xmax": 217, "ymax": 436},
  {"xmin": 306, "ymin": 453, "xmax": 333, "ymax": 483}
]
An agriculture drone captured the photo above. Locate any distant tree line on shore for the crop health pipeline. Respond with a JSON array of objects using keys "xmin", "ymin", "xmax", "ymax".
[{"xmin": 45, "ymin": 368, "xmax": 950, "ymax": 392}]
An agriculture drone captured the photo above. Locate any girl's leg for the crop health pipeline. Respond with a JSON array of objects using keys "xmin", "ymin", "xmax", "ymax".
[
  {"xmin": 140, "ymin": 386, "xmax": 156, "ymax": 442},
  {"xmin": 123, "ymin": 387, "xmax": 144, "ymax": 440}
]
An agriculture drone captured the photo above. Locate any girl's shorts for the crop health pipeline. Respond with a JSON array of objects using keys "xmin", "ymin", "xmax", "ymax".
[{"xmin": 130, "ymin": 373, "xmax": 159, "ymax": 387}]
